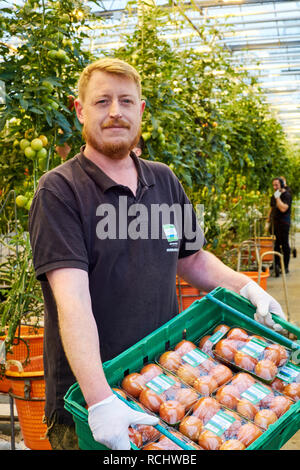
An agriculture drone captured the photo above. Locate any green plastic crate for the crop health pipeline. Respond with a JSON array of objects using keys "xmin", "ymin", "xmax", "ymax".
[{"xmin": 64, "ymin": 287, "xmax": 300, "ymax": 451}]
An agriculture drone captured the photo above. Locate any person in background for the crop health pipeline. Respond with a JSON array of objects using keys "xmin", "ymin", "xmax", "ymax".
[
  {"xmin": 29, "ymin": 58, "xmax": 287, "ymax": 450},
  {"xmin": 280, "ymin": 176, "xmax": 292, "ymax": 197},
  {"xmin": 268, "ymin": 177, "xmax": 292, "ymax": 276}
]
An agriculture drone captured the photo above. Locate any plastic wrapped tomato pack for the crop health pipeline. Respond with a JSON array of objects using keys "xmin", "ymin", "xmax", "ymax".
[
  {"xmin": 197, "ymin": 324, "xmax": 231, "ymax": 356},
  {"xmin": 178, "ymin": 397, "xmax": 264, "ymax": 450},
  {"xmin": 113, "ymin": 387, "xmax": 202, "ymax": 450},
  {"xmin": 142, "ymin": 427, "xmax": 202, "ymax": 450},
  {"xmin": 120, "ymin": 363, "xmax": 202, "ymax": 425},
  {"xmin": 157, "ymin": 338, "xmax": 234, "ymax": 396},
  {"xmin": 212, "ymin": 372, "xmax": 294, "ymax": 430},
  {"xmin": 212, "ymin": 327, "xmax": 292, "ymax": 383},
  {"xmin": 271, "ymin": 361, "xmax": 300, "ymax": 402}
]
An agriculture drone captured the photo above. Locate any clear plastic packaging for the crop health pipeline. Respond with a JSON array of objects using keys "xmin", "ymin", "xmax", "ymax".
[
  {"xmin": 142, "ymin": 426, "xmax": 202, "ymax": 450},
  {"xmin": 113, "ymin": 387, "xmax": 200, "ymax": 449},
  {"xmin": 157, "ymin": 339, "xmax": 233, "ymax": 394},
  {"xmin": 120, "ymin": 363, "xmax": 202, "ymax": 425},
  {"xmin": 212, "ymin": 372, "xmax": 294, "ymax": 430},
  {"xmin": 179, "ymin": 396, "xmax": 264, "ymax": 450},
  {"xmin": 197, "ymin": 324, "xmax": 231, "ymax": 356},
  {"xmin": 271, "ymin": 361, "xmax": 300, "ymax": 402},
  {"xmin": 212, "ymin": 327, "xmax": 291, "ymax": 383}
]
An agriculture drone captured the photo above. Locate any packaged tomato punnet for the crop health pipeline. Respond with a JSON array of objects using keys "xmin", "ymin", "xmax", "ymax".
[
  {"xmin": 212, "ymin": 372, "xmax": 294, "ymax": 430},
  {"xmin": 120, "ymin": 363, "xmax": 202, "ymax": 425},
  {"xmin": 113, "ymin": 386, "xmax": 201, "ymax": 450},
  {"xmin": 198, "ymin": 324, "xmax": 231, "ymax": 356},
  {"xmin": 157, "ymin": 338, "xmax": 233, "ymax": 395},
  {"xmin": 271, "ymin": 361, "xmax": 300, "ymax": 402},
  {"xmin": 142, "ymin": 427, "xmax": 202, "ymax": 450},
  {"xmin": 179, "ymin": 396, "xmax": 263, "ymax": 450},
  {"xmin": 212, "ymin": 327, "xmax": 292, "ymax": 383}
]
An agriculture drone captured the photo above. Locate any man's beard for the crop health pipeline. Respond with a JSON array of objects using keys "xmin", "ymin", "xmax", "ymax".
[{"xmin": 82, "ymin": 122, "xmax": 141, "ymax": 160}]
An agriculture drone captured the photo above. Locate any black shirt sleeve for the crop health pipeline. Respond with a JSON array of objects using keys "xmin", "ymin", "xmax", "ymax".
[{"xmin": 29, "ymin": 187, "xmax": 89, "ymax": 281}]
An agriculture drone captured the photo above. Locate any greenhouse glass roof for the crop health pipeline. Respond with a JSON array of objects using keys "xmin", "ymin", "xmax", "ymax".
[
  {"xmin": 1, "ymin": 0, "xmax": 300, "ymax": 142},
  {"xmin": 87, "ymin": 0, "xmax": 300, "ymax": 144}
]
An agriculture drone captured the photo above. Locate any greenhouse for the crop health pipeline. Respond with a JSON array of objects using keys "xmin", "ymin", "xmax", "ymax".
[{"xmin": 0, "ymin": 0, "xmax": 300, "ymax": 454}]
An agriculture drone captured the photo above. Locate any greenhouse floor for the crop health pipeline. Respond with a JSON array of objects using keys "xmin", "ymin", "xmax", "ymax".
[{"xmin": 0, "ymin": 232, "xmax": 299, "ymax": 451}]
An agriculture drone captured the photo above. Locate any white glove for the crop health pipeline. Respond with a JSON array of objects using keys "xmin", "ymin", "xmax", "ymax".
[
  {"xmin": 88, "ymin": 394, "xmax": 159, "ymax": 450},
  {"xmin": 274, "ymin": 190, "xmax": 281, "ymax": 199},
  {"xmin": 240, "ymin": 280, "xmax": 286, "ymax": 332}
]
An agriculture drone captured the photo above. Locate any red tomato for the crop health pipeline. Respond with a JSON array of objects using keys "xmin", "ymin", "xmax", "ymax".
[
  {"xmin": 264, "ymin": 344, "xmax": 288, "ymax": 367},
  {"xmin": 209, "ymin": 364, "xmax": 233, "ymax": 386},
  {"xmin": 192, "ymin": 397, "xmax": 221, "ymax": 424},
  {"xmin": 158, "ymin": 351, "xmax": 182, "ymax": 372},
  {"xmin": 177, "ymin": 363, "xmax": 200, "ymax": 385},
  {"xmin": 135, "ymin": 424, "xmax": 160, "ymax": 444},
  {"xmin": 139, "ymin": 388, "xmax": 164, "ymax": 413},
  {"xmin": 231, "ymin": 373, "xmax": 256, "ymax": 393},
  {"xmin": 175, "ymin": 387, "xmax": 199, "ymax": 411},
  {"xmin": 271, "ymin": 378, "xmax": 285, "ymax": 393},
  {"xmin": 198, "ymin": 335, "xmax": 213, "ymax": 355},
  {"xmin": 158, "ymin": 435, "xmax": 182, "ymax": 450},
  {"xmin": 174, "ymin": 340, "xmax": 197, "ymax": 357},
  {"xmin": 255, "ymin": 360, "xmax": 278, "ymax": 381},
  {"xmin": 219, "ymin": 439, "xmax": 245, "ymax": 450},
  {"xmin": 121, "ymin": 373, "xmax": 146, "ymax": 398},
  {"xmin": 215, "ymin": 384, "xmax": 240, "ymax": 409},
  {"xmin": 237, "ymin": 423, "xmax": 262, "ymax": 447},
  {"xmin": 236, "ymin": 399, "xmax": 259, "ymax": 420},
  {"xmin": 140, "ymin": 363, "xmax": 163, "ymax": 382},
  {"xmin": 234, "ymin": 351, "xmax": 258, "ymax": 372},
  {"xmin": 159, "ymin": 400, "xmax": 185, "ymax": 425},
  {"xmin": 198, "ymin": 430, "xmax": 223, "ymax": 450},
  {"xmin": 254, "ymin": 409, "xmax": 277, "ymax": 430},
  {"xmin": 193, "ymin": 375, "xmax": 218, "ymax": 396},
  {"xmin": 269, "ymin": 395, "xmax": 292, "ymax": 417},
  {"xmin": 179, "ymin": 415, "xmax": 203, "ymax": 441},
  {"xmin": 227, "ymin": 328, "xmax": 249, "ymax": 342},
  {"xmin": 128, "ymin": 427, "xmax": 143, "ymax": 448},
  {"xmin": 213, "ymin": 324, "xmax": 230, "ymax": 335},
  {"xmin": 214, "ymin": 339, "xmax": 237, "ymax": 362},
  {"xmin": 283, "ymin": 382, "xmax": 300, "ymax": 401}
]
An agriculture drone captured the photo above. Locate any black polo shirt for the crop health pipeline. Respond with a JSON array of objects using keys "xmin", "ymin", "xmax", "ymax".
[{"xmin": 28, "ymin": 147, "xmax": 204, "ymax": 424}]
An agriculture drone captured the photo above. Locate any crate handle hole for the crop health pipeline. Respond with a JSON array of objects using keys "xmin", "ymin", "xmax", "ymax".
[
  {"xmin": 143, "ymin": 356, "xmax": 148, "ymax": 364},
  {"xmin": 165, "ymin": 341, "xmax": 170, "ymax": 351}
]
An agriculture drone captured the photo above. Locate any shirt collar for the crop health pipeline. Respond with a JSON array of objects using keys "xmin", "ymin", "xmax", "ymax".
[{"xmin": 76, "ymin": 145, "xmax": 156, "ymax": 193}]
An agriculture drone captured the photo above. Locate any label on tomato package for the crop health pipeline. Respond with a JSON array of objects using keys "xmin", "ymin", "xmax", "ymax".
[
  {"xmin": 145, "ymin": 373, "xmax": 176, "ymax": 395},
  {"xmin": 182, "ymin": 348, "xmax": 210, "ymax": 367},
  {"xmin": 240, "ymin": 337, "xmax": 268, "ymax": 359},
  {"xmin": 209, "ymin": 330, "xmax": 226, "ymax": 345},
  {"xmin": 240, "ymin": 382, "xmax": 271, "ymax": 405},
  {"xmin": 204, "ymin": 410, "xmax": 236, "ymax": 437},
  {"xmin": 276, "ymin": 362, "xmax": 300, "ymax": 384}
]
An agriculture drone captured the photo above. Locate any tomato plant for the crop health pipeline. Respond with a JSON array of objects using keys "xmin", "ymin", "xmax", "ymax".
[{"xmin": 0, "ymin": 0, "xmax": 100, "ymax": 229}]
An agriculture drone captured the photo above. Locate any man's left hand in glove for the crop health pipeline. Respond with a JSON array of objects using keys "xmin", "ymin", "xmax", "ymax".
[{"xmin": 240, "ymin": 280, "xmax": 286, "ymax": 332}]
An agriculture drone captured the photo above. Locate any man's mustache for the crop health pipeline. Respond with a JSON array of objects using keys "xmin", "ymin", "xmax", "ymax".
[{"xmin": 102, "ymin": 119, "xmax": 130, "ymax": 129}]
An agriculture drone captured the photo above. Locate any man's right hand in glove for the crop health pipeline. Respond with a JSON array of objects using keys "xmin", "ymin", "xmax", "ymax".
[{"xmin": 88, "ymin": 394, "xmax": 159, "ymax": 450}]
